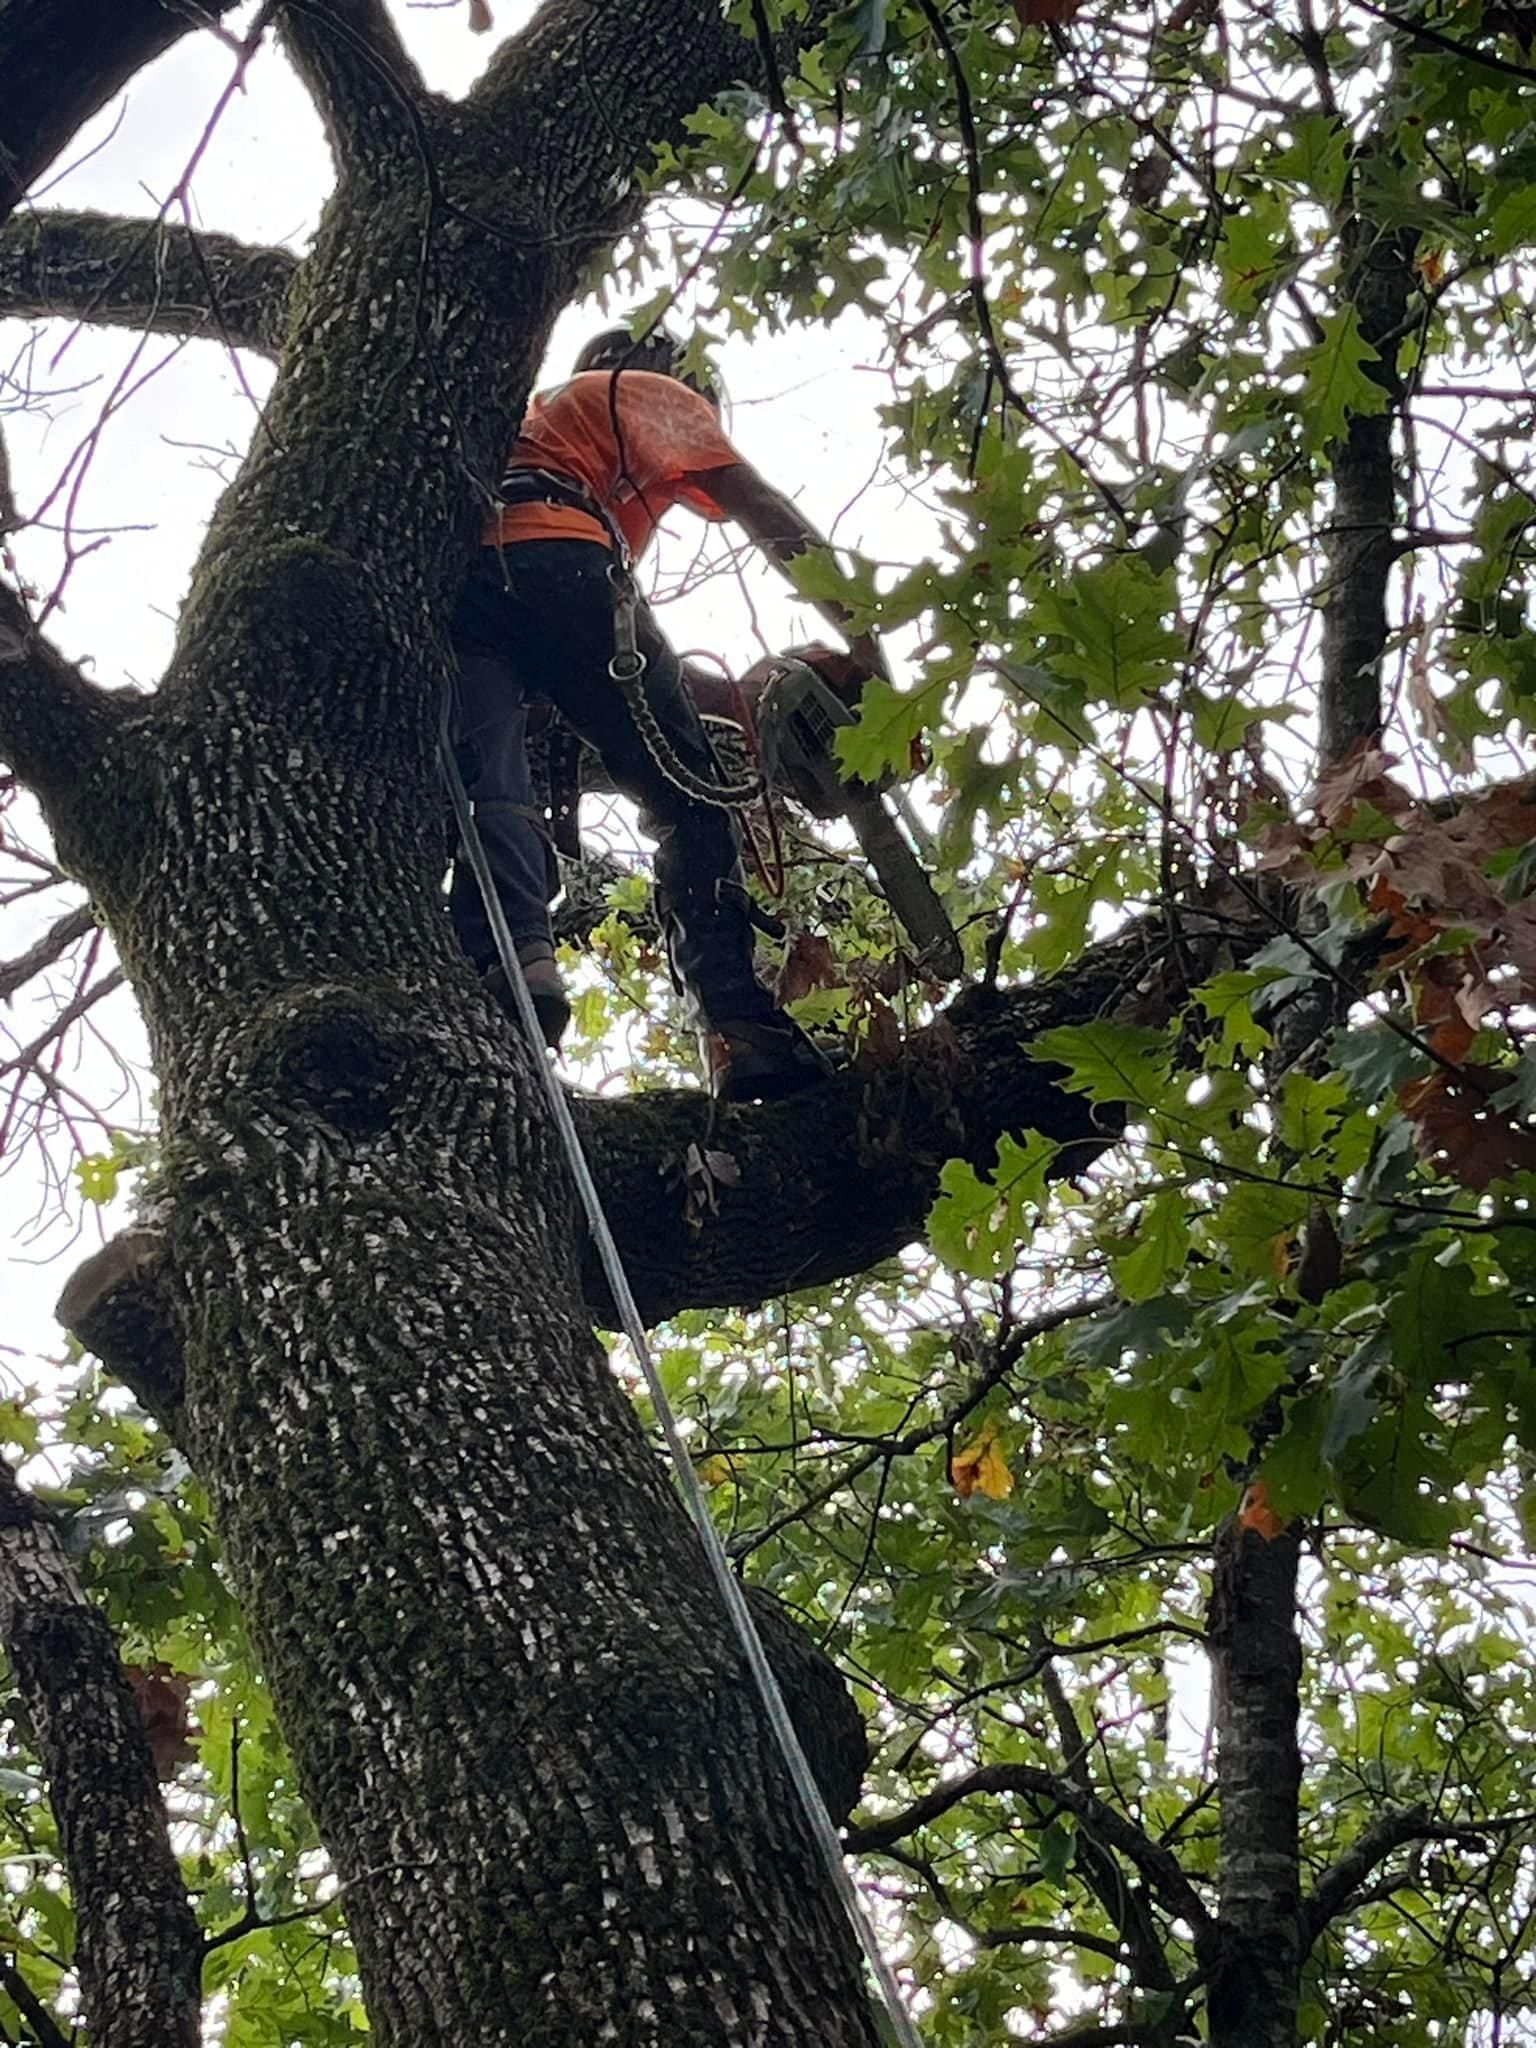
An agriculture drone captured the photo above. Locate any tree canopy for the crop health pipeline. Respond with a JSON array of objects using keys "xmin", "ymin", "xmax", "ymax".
[{"xmin": 3, "ymin": 1, "xmax": 1536, "ymax": 2044}]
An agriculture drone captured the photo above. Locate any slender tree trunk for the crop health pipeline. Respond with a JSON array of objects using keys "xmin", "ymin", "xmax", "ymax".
[
  {"xmin": 0, "ymin": 1465, "xmax": 202, "ymax": 2048},
  {"xmin": 1206, "ymin": 1521, "xmax": 1303, "ymax": 2048}
]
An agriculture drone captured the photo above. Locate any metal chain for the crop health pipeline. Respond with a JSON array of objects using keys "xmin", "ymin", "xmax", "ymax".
[
  {"xmin": 438, "ymin": 704, "xmax": 923, "ymax": 2047},
  {"xmin": 606, "ymin": 563, "xmax": 763, "ymax": 810}
]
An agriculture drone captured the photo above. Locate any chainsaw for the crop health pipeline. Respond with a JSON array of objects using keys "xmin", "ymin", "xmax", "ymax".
[{"xmin": 687, "ymin": 645, "xmax": 964, "ymax": 985}]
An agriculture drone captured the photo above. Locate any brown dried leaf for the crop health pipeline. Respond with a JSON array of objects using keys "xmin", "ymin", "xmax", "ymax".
[
  {"xmin": 775, "ymin": 932, "xmax": 840, "ymax": 1006},
  {"xmin": 125, "ymin": 1664, "xmax": 197, "ymax": 1780},
  {"xmin": 1309, "ymin": 740, "xmax": 1414, "ymax": 827},
  {"xmin": 1399, "ymin": 1066, "xmax": 1536, "ymax": 1191}
]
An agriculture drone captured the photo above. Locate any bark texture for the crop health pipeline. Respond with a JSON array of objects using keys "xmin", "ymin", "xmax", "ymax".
[{"xmin": 0, "ymin": 1464, "xmax": 202, "ymax": 2048}]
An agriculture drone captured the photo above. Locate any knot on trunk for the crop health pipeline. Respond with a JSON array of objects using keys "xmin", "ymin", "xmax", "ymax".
[{"xmin": 251, "ymin": 983, "xmax": 428, "ymax": 1135}]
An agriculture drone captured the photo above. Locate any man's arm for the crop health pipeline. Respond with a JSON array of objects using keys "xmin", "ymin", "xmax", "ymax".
[{"xmin": 697, "ymin": 463, "xmax": 889, "ymax": 682}]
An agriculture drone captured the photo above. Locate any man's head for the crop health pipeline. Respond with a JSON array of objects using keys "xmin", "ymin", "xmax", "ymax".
[{"xmin": 573, "ymin": 325, "xmax": 720, "ymax": 406}]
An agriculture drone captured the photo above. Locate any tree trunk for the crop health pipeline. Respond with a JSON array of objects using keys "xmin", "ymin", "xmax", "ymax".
[
  {"xmin": 0, "ymin": 7, "xmax": 887, "ymax": 2029},
  {"xmin": 1206, "ymin": 1520, "xmax": 1303, "ymax": 2048},
  {"xmin": 100, "ymin": 556, "xmax": 878, "ymax": 2047}
]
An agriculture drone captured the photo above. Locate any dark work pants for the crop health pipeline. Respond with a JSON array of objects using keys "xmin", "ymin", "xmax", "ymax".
[{"xmin": 449, "ymin": 541, "xmax": 772, "ymax": 1023}]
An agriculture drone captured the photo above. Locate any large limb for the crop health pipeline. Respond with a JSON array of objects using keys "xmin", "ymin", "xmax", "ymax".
[
  {"xmin": 579, "ymin": 899, "xmax": 1246, "ymax": 1323},
  {"xmin": 277, "ymin": 0, "xmax": 430, "ymax": 171},
  {"xmin": 0, "ymin": 210, "xmax": 295, "ymax": 356},
  {"xmin": 0, "ymin": 579, "xmax": 136, "ymax": 861},
  {"xmin": 0, "ymin": 1460, "xmax": 203, "ymax": 2047},
  {"xmin": 58, "ymin": 898, "xmax": 1256, "ymax": 1390}
]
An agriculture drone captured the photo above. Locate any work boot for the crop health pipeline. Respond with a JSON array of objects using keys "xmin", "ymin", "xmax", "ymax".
[
  {"xmin": 661, "ymin": 874, "xmax": 833, "ymax": 1104},
  {"xmin": 484, "ymin": 938, "xmax": 571, "ymax": 1052},
  {"xmin": 702, "ymin": 1013, "xmax": 835, "ymax": 1105}
]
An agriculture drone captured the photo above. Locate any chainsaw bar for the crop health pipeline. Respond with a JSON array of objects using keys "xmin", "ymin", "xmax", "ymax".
[{"xmin": 754, "ymin": 660, "xmax": 964, "ymax": 984}]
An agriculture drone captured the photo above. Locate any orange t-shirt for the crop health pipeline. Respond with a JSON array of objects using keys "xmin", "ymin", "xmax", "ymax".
[{"xmin": 487, "ymin": 370, "xmax": 743, "ymax": 556}]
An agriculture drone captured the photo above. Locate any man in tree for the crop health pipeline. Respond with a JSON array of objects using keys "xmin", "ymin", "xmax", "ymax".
[{"xmin": 452, "ymin": 323, "xmax": 874, "ymax": 1101}]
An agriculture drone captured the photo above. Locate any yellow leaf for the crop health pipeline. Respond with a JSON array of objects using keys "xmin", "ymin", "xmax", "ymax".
[{"xmin": 952, "ymin": 1420, "xmax": 1014, "ymax": 1500}]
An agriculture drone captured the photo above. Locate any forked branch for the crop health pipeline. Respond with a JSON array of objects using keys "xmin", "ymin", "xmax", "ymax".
[{"xmin": 278, "ymin": 0, "xmax": 431, "ymax": 172}]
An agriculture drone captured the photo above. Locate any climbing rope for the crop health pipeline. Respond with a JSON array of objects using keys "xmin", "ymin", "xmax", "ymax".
[{"xmin": 439, "ymin": 708, "xmax": 922, "ymax": 2047}]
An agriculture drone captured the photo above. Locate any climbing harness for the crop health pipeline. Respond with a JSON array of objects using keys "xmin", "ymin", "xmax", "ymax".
[
  {"xmin": 438, "ymin": 704, "xmax": 923, "ymax": 2048},
  {"xmin": 497, "ymin": 466, "xmax": 762, "ymax": 812}
]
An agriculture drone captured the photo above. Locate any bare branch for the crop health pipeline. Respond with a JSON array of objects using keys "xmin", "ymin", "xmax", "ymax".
[
  {"xmin": 0, "ymin": 901, "xmax": 95, "ymax": 1002},
  {"xmin": 1300, "ymin": 1803, "xmax": 1515, "ymax": 1952},
  {"xmin": 0, "ymin": 1461, "xmax": 202, "ymax": 2047},
  {"xmin": 0, "ymin": 0, "xmax": 245, "ymax": 221},
  {"xmin": 0, "ymin": 1961, "xmax": 69, "ymax": 2048},
  {"xmin": 0, "ymin": 210, "xmax": 296, "ymax": 357},
  {"xmin": 847, "ymin": 1764, "xmax": 1216, "ymax": 1949},
  {"xmin": 1037, "ymin": 1654, "xmax": 1178, "ymax": 1999},
  {"xmin": 278, "ymin": 0, "xmax": 431, "ymax": 172}
]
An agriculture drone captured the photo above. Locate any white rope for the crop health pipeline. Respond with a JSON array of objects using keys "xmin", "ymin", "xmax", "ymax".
[{"xmin": 440, "ymin": 717, "xmax": 922, "ymax": 2046}]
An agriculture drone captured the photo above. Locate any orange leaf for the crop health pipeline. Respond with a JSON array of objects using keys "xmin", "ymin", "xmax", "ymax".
[
  {"xmin": 952, "ymin": 1420, "xmax": 1015, "ymax": 1500},
  {"xmin": 125, "ymin": 1664, "xmax": 198, "ymax": 1780}
]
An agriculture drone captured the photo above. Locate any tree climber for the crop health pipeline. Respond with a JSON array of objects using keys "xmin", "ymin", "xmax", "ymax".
[{"xmin": 449, "ymin": 326, "xmax": 884, "ymax": 1103}]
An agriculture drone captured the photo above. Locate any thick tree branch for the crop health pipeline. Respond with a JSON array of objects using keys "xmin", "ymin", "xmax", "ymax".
[
  {"xmin": 0, "ymin": 210, "xmax": 295, "ymax": 356},
  {"xmin": 278, "ymin": 0, "xmax": 430, "ymax": 171},
  {"xmin": 469, "ymin": 0, "xmax": 822, "ymax": 236},
  {"xmin": 0, "ymin": 0, "xmax": 244, "ymax": 221},
  {"xmin": 846, "ymin": 1762, "xmax": 1216, "ymax": 1951},
  {"xmin": 0, "ymin": 1461, "xmax": 202, "ymax": 2048},
  {"xmin": 576, "ymin": 897, "xmax": 1257, "ymax": 1324},
  {"xmin": 0, "ymin": 579, "xmax": 127, "ymax": 822},
  {"xmin": 57, "ymin": 898, "xmax": 1263, "ymax": 1396}
]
